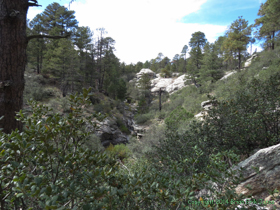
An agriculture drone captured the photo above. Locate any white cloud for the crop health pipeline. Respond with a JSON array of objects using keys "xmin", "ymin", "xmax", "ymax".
[
  {"xmin": 27, "ymin": 7, "xmax": 42, "ymax": 21},
  {"xmin": 28, "ymin": 0, "xmax": 228, "ymax": 64}
]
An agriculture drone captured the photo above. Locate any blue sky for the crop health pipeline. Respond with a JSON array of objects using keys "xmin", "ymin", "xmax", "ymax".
[
  {"xmin": 28, "ymin": 0, "xmax": 265, "ymax": 64},
  {"xmin": 180, "ymin": 0, "xmax": 263, "ymax": 25}
]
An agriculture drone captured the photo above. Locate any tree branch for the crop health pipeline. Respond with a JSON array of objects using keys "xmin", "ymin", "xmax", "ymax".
[
  {"xmin": 26, "ymin": 34, "xmax": 71, "ymax": 43},
  {"xmin": 28, "ymin": 0, "xmax": 41, "ymax": 7},
  {"xmin": 28, "ymin": 3, "xmax": 42, "ymax": 7}
]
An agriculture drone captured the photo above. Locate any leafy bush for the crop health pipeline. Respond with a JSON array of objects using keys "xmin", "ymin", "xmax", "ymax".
[
  {"xmin": 116, "ymin": 116, "xmax": 130, "ymax": 135},
  {"xmin": 127, "ymin": 124, "xmax": 166, "ymax": 159},
  {"xmin": 165, "ymin": 106, "xmax": 194, "ymax": 130},
  {"xmin": 196, "ymin": 72, "xmax": 280, "ymax": 157},
  {"xmin": 106, "ymin": 143, "xmax": 132, "ymax": 162},
  {"xmin": 134, "ymin": 112, "xmax": 154, "ymax": 124},
  {"xmin": 0, "ymin": 88, "xmax": 261, "ymax": 210}
]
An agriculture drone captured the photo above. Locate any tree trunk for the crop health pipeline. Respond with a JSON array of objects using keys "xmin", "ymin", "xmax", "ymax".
[
  {"xmin": 272, "ymin": 31, "xmax": 275, "ymax": 50},
  {"xmin": 159, "ymin": 88, "xmax": 162, "ymax": 111},
  {"xmin": 0, "ymin": 0, "xmax": 28, "ymax": 133}
]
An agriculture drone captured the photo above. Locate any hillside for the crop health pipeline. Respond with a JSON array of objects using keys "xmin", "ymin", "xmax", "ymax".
[{"xmin": 1, "ymin": 0, "xmax": 280, "ymax": 209}]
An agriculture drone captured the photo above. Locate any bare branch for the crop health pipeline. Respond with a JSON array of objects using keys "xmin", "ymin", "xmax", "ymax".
[
  {"xmin": 28, "ymin": 0, "xmax": 41, "ymax": 7},
  {"xmin": 28, "ymin": 3, "xmax": 42, "ymax": 7},
  {"xmin": 26, "ymin": 33, "xmax": 71, "ymax": 43}
]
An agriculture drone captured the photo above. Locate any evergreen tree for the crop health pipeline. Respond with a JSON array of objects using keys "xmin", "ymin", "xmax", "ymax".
[
  {"xmin": 254, "ymin": 0, "xmax": 280, "ymax": 50},
  {"xmin": 172, "ymin": 54, "xmax": 180, "ymax": 72},
  {"xmin": 41, "ymin": 2, "xmax": 78, "ymax": 36},
  {"xmin": 27, "ymin": 14, "xmax": 46, "ymax": 74},
  {"xmin": 181, "ymin": 45, "xmax": 189, "ymax": 72},
  {"xmin": 188, "ymin": 32, "xmax": 207, "ymax": 85},
  {"xmin": 189, "ymin": 31, "xmax": 207, "ymax": 49},
  {"xmin": 44, "ymin": 38, "xmax": 79, "ymax": 96},
  {"xmin": 199, "ymin": 42, "xmax": 223, "ymax": 83},
  {"xmin": 222, "ymin": 17, "xmax": 252, "ymax": 70},
  {"xmin": 73, "ymin": 26, "xmax": 93, "ymax": 86}
]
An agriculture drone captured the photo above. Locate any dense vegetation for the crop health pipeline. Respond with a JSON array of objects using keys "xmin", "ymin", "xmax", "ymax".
[{"xmin": 1, "ymin": 0, "xmax": 280, "ymax": 209}]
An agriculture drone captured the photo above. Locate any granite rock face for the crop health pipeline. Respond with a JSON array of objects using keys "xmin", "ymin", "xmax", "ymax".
[
  {"xmin": 229, "ymin": 144, "xmax": 280, "ymax": 209},
  {"xmin": 96, "ymin": 118, "xmax": 129, "ymax": 147},
  {"xmin": 244, "ymin": 53, "xmax": 258, "ymax": 68},
  {"xmin": 133, "ymin": 68, "xmax": 189, "ymax": 94},
  {"xmin": 233, "ymin": 143, "xmax": 280, "ymax": 199},
  {"xmin": 136, "ymin": 69, "xmax": 156, "ymax": 80}
]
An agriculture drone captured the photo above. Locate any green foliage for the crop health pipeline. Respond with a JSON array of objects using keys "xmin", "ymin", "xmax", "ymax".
[
  {"xmin": 24, "ymin": 72, "xmax": 56, "ymax": 102},
  {"xmin": 165, "ymin": 106, "xmax": 193, "ymax": 130},
  {"xmin": 189, "ymin": 31, "xmax": 207, "ymax": 49},
  {"xmin": 254, "ymin": 0, "xmax": 280, "ymax": 50},
  {"xmin": 134, "ymin": 112, "xmax": 154, "ymax": 124},
  {"xmin": 160, "ymin": 66, "xmax": 172, "ymax": 78},
  {"xmin": 199, "ymin": 42, "xmax": 224, "ymax": 83},
  {"xmin": 198, "ymin": 72, "xmax": 280, "ymax": 156},
  {"xmin": 116, "ymin": 115, "xmax": 130, "ymax": 135},
  {"xmin": 1, "ymin": 86, "xmax": 262, "ymax": 210},
  {"xmin": 106, "ymin": 143, "xmax": 132, "ymax": 162},
  {"xmin": 222, "ymin": 16, "xmax": 253, "ymax": 70},
  {"xmin": 127, "ymin": 124, "xmax": 166, "ymax": 159}
]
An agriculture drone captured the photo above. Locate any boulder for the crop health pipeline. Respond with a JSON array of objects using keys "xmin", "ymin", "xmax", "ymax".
[
  {"xmin": 136, "ymin": 68, "xmax": 156, "ymax": 80},
  {"xmin": 201, "ymin": 100, "xmax": 213, "ymax": 110},
  {"xmin": 220, "ymin": 71, "xmax": 237, "ymax": 80},
  {"xmin": 95, "ymin": 118, "xmax": 128, "ymax": 147},
  {"xmin": 151, "ymin": 74, "xmax": 189, "ymax": 94},
  {"xmin": 133, "ymin": 69, "xmax": 189, "ymax": 94},
  {"xmin": 244, "ymin": 54, "xmax": 258, "ymax": 68},
  {"xmin": 165, "ymin": 75, "xmax": 189, "ymax": 93},
  {"xmin": 151, "ymin": 78, "xmax": 173, "ymax": 92},
  {"xmin": 232, "ymin": 143, "xmax": 280, "ymax": 208}
]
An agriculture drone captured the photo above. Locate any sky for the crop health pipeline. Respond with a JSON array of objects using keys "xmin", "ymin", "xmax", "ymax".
[{"xmin": 27, "ymin": 0, "xmax": 265, "ymax": 64}]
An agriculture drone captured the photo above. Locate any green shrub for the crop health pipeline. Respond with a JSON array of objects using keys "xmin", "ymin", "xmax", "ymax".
[
  {"xmin": 134, "ymin": 112, "xmax": 153, "ymax": 124},
  {"xmin": 196, "ymin": 72, "xmax": 280, "ymax": 157},
  {"xmin": 0, "ymin": 88, "xmax": 260, "ymax": 210},
  {"xmin": 165, "ymin": 106, "xmax": 194, "ymax": 129},
  {"xmin": 106, "ymin": 143, "xmax": 132, "ymax": 162},
  {"xmin": 116, "ymin": 116, "xmax": 130, "ymax": 135}
]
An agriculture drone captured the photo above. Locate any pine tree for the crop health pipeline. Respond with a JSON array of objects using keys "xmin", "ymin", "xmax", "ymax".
[
  {"xmin": 188, "ymin": 32, "xmax": 207, "ymax": 85},
  {"xmin": 0, "ymin": 0, "xmax": 76, "ymax": 133},
  {"xmin": 222, "ymin": 17, "xmax": 252, "ymax": 70},
  {"xmin": 181, "ymin": 45, "xmax": 189, "ymax": 72},
  {"xmin": 199, "ymin": 43, "xmax": 223, "ymax": 83},
  {"xmin": 254, "ymin": 0, "xmax": 280, "ymax": 50},
  {"xmin": 27, "ymin": 14, "xmax": 46, "ymax": 74}
]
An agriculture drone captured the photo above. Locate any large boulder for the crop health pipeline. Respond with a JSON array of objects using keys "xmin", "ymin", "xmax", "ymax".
[
  {"xmin": 151, "ymin": 77, "xmax": 173, "ymax": 92},
  {"xmin": 132, "ymin": 69, "xmax": 189, "ymax": 94},
  {"xmin": 96, "ymin": 118, "xmax": 128, "ymax": 147},
  {"xmin": 151, "ymin": 74, "xmax": 189, "ymax": 94},
  {"xmin": 136, "ymin": 68, "xmax": 156, "ymax": 80},
  {"xmin": 165, "ymin": 74, "xmax": 189, "ymax": 93},
  {"xmin": 244, "ymin": 53, "xmax": 258, "ymax": 68},
  {"xmin": 232, "ymin": 143, "xmax": 280, "ymax": 208}
]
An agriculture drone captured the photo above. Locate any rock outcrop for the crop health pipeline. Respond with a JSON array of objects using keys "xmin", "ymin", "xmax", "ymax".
[
  {"xmin": 151, "ymin": 74, "xmax": 190, "ymax": 94},
  {"xmin": 220, "ymin": 71, "xmax": 237, "ymax": 80},
  {"xmin": 136, "ymin": 69, "xmax": 156, "ymax": 80},
  {"xmin": 93, "ymin": 102, "xmax": 149, "ymax": 147},
  {"xmin": 244, "ymin": 53, "xmax": 258, "ymax": 68},
  {"xmin": 132, "ymin": 68, "xmax": 189, "ymax": 95},
  {"xmin": 92, "ymin": 103, "xmax": 138, "ymax": 147},
  {"xmin": 232, "ymin": 143, "xmax": 280, "ymax": 209},
  {"xmin": 194, "ymin": 100, "xmax": 214, "ymax": 120},
  {"xmin": 96, "ymin": 118, "xmax": 129, "ymax": 147}
]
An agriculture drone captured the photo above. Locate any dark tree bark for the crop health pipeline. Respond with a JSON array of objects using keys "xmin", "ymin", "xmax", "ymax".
[{"xmin": 0, "ymin": 0, "xmax": 29, "ymax": 133}]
